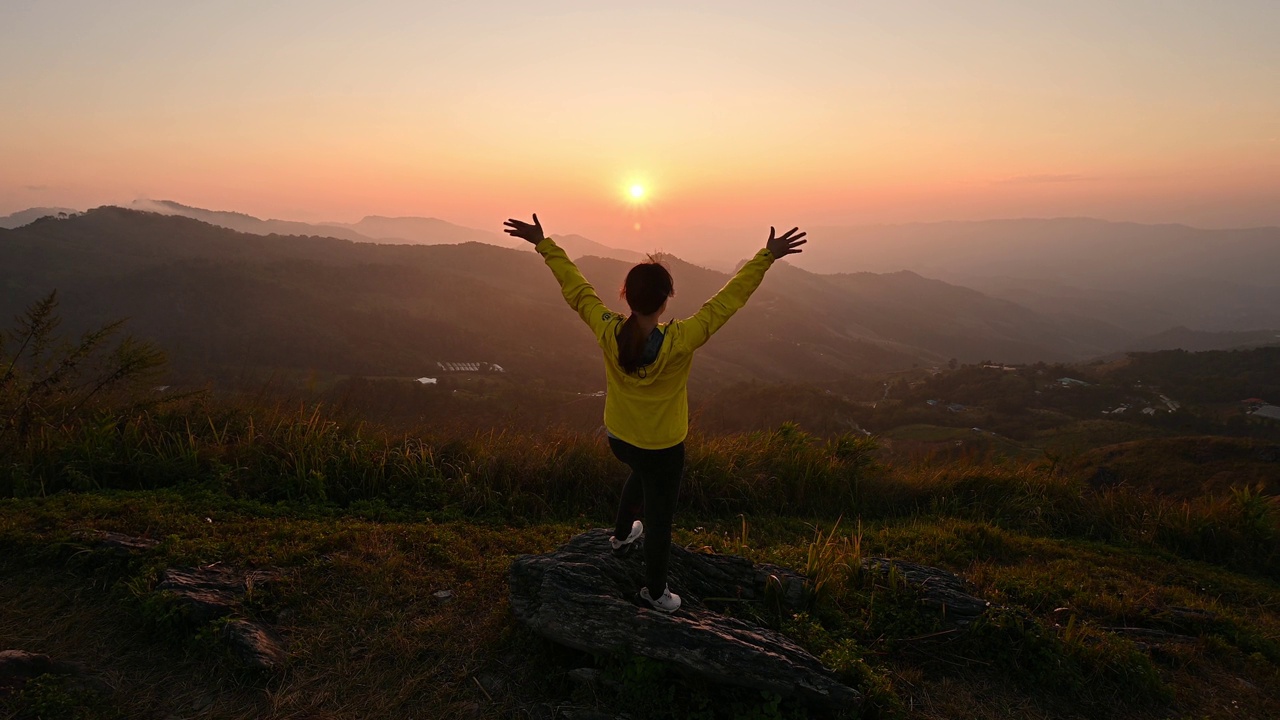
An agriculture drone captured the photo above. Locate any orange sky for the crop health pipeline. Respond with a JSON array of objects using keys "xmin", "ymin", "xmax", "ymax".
[{"xmin": 2, "ymin": 2, "xmax": 1278, "ymax": 243}]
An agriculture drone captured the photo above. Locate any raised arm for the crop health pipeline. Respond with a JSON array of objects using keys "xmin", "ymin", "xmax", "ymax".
[
  {"xmin": 505, "ymin": 214, "xmax": 615, "ymax": 344},
  {"xmin": 678, "ymin": 226, "xmax": 807, "ymax": 351}
]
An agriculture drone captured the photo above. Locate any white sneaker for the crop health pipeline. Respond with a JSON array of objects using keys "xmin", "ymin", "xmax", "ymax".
[
  {"xmin": 609, "ymin": 520, "xmax": 644, "ymax": 556},
  {"xmin": 640, "ymin": 586, "xmax": 681, "ymax": 613}
]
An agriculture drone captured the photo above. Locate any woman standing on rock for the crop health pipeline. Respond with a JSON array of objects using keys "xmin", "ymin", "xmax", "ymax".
[{"xmin": 504, "ymin": 214, "xmax": 807, "ymax": 613}]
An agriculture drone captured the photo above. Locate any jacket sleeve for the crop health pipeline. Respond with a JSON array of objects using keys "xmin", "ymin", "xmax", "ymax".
[
  {"xmin": 535, "ymin": 237, "xmax": 616, "ymax": 345},
  {"xmin": 677, "ymin": 248, "xmax": 775, "ymax": 352}
]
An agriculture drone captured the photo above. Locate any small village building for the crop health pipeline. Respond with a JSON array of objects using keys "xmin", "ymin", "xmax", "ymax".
[
  {"xmin": 416, "ymin": 377, "xmax": 437, "ymax": 385},
  {"xmin": 1252, "ymin": 405, "xmax": 1280, "ymax": 421}
]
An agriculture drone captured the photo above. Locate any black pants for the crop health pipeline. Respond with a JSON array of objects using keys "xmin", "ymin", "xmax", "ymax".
[{"xmin": 609, "ymin": 436, "xmax": 685, "ymax": 596}]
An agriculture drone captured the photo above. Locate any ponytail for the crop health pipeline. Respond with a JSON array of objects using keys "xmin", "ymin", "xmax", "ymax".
[
  {"xmin": 617, "ymin": 259, "xmax": 674, "ymax": 375},
  {"xmin": 617, "ymin": 314, "xmax": 649, "ymax": 374}
]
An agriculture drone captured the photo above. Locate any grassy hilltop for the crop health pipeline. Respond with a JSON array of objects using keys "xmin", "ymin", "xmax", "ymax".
[
  {"xmin": 2, "ymin": 407, "xmax": 1277, "ymax": 719},
  {"xmin": 1, "ymin": 297, "xmax": 1278, "ymax": 719}
]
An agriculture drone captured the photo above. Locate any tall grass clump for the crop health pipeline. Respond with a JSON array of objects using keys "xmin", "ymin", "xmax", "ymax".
[
  {"xmin": 2, "ymin": 390, "xmax": 880, "ymax": 520},
  {"xmin": 860, "ymin": 458, "xmax": 1278, "ymax": 577},
  {"xmin": 804, "ymin": 517, "xmax": 864, "ymax": 605},
  {"xmin": 2, "ymin": 298, "xmax": 1276, "ymax": 575},
  {"xmin": 684, "ymin": 422, "xmax": 878, "ymax": 516}
]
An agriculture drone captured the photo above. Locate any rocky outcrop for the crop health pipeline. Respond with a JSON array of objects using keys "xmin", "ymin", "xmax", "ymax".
[
  {"xmin": 860, "ymin": 557, "xmax": 991, "ymax": 626},
  {"xmin": 221, "ymin": 619, "xmax": 288, "ymax": 672},
  {"xmin": 66, "ymin": 530, "xmax": 287, "ymax": 674},
  {"xmin": 156, "ymin": 565, "xmax": 245, "ymax": 623},
  {"xmin": 154, "ymin": 564, "xmax": 286, "ymax": 672},
  {"xmin": 508, "ymin": 529, "xmax": 860, "ymax": 711}
]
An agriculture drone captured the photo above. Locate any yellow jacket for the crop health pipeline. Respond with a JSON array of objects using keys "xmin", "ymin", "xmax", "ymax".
[{"xmin": 536, "ymin": 238, "xmax": 776, "ymax": 449}]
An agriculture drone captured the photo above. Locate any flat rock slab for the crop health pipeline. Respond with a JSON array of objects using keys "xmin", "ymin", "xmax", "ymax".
[
  {"xmin": 222, "ymin": 620, "xmax": 288, "ymax": 672},
  {"xmin": 861, "ymin": 557, "xmax": 990, "ymax": 625},
  {"xmin": 75, "ymin": 530, "xmax": 159, "ymax": 554},
  {"xmin": 509, "ymin": 529, "xmax": 860, "ymax": 710},
  {"xmin": 156, "ymin": 565, "xmax": 245, "ymax": 623},
  {"xmin": 0, "ymin": 650, "xmax": 77, "ymax": 691},
  {"xmin": 0, "ymin": 650, "xmax": 109, "ymax": 695}
]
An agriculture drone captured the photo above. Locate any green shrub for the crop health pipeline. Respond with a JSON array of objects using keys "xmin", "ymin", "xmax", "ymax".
[{"xmin": 3, "ymin": 673, "xmax": 123, "ymax": 720}]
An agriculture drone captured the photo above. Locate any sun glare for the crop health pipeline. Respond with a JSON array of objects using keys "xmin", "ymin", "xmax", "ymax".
[{"xmin": 629, "ymin": 184, "xmax": 645, "ymax": 200}]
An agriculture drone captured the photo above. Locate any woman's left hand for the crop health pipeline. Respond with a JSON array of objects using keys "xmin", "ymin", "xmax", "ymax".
[
  {"xmin": 765, "ymin": 226, "xmax": 807, "ymax": 258},
  {"xmin": 504, "ymin": 214, "xmax": 545, "ymax": 245}
]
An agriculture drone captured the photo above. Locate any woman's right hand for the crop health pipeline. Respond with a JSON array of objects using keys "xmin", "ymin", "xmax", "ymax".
[
  {"xmin": 765, "ymin": 226, "xmax": 807, "ymax": 258},
  {"xmin": 504, "ymin": 214, "xmax": 545, "ymax": 245}
]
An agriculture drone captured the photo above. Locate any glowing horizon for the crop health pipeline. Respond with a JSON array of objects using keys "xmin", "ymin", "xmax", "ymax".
[{"xmin": 2, "ymin": 1, "xmax": 1278, "ymax": 242}]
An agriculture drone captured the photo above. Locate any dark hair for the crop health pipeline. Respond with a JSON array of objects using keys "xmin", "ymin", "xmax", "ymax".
[{"xmin": 617, "ymin": 259, "xmax": 674, "ymax": 374}]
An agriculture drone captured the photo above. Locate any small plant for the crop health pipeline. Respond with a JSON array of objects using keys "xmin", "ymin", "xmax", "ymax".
[
  {"xmin": 804, "ymin": 516, "xmax": 863, "ymax": 605},
  {"xmin": 819, "ymin": 639, "xmax": 904, "ymax": 720},
  {"xmin": 1231, "ymin": 482, "xmax": 1276, "ymax": 544}
]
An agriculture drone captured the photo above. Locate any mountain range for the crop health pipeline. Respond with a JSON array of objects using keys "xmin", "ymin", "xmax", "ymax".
[
  {"xmin": 2, "ymin": 205, "xmax": 1276, "ymax": 387},
  {"xmin": 122, "ymin": 200, "xmax": 643, "ymax": 264},
  {"xmin": 4, "ymin": 201, "xmax": 650, "ymax": 265},
  {"xmin": 0, "ymin": 207, "xmax": 1150, "ymax": 389}
]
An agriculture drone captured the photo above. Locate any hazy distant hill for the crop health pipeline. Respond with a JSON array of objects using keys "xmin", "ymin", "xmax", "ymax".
[
  {"xmin": 325, "ymin": 220, "xmax": 644, "ymax": 263},
  {"xmin": 784, "ymin": 218, "xmax": 1280, "ymax": 336},
  {"xmin": 1126, "ymin": 326, "xmax": 1280, "ymax": 353},
  {"xmin": 0, "ymin": 208, "xmax": 1119, "ymax": 387},
  {"xmin": 792, "ymin": 218, "xmax": 1280, "ymax": 286},
  {"xmin": 333, "ymin": 215, "xmax": 513, "ymax": 246},
  {"xmin": 0, "ymin": 206, "xmax": 79, "ymax": 228},
  {"xmin": 551, "ymin": 234, "xmax": 648, "ymax": 263},
  {"xmin": 327, "ymin": 218, "xmax": 644, "ymax": 263},
  {"xmin": 122, "ymin": 200, "xmax": 644, "ymax": 263},
  {"xmin": 130, "ymin": 199, "xmax": 374, "ymax": 243}
]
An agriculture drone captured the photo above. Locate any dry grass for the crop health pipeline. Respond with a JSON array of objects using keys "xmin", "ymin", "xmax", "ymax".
[
  {"xmin": 2, "ymin": 392, "xmax": 1278, "ymax": 719},
  {"xmin": 2, "ymin": 493, "xmax": 1279, "ymax": 719},
  {"xmin": 0, "ymin": 494, "xmax": 580, "ymax": 719},
  {"xmin": 4, "ymin": 399, "xmax": 1275, "ymax": 581},
  {"xmin": 0, "ymin": 572, "xmax": 268, "ymax": 718}
]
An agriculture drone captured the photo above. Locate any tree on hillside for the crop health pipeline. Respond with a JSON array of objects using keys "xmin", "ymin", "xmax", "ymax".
[{"xmin": 1, "ymin": 291, "xmax": 166, "ymax": 444}]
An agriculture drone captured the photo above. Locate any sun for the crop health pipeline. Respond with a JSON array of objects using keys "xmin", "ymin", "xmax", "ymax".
[{"xmin": 629, "ymin": 184, "xmax": 645, "ymax": 200}]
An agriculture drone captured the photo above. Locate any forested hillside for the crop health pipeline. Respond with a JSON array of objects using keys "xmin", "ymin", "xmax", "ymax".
[{"xmin": 0, "ymin": 208, "xmax": 1118, "ymax": 389}]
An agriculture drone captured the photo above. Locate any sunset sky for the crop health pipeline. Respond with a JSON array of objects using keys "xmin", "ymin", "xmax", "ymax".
[{"xmin": 2, "ymin": 1, "xmax": 1278, "ymax": 244}]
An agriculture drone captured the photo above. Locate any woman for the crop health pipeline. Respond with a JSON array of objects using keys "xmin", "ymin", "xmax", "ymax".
[{"xmin": 504, "ymin": 214, "xmax": 807, "ymax": 613}]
